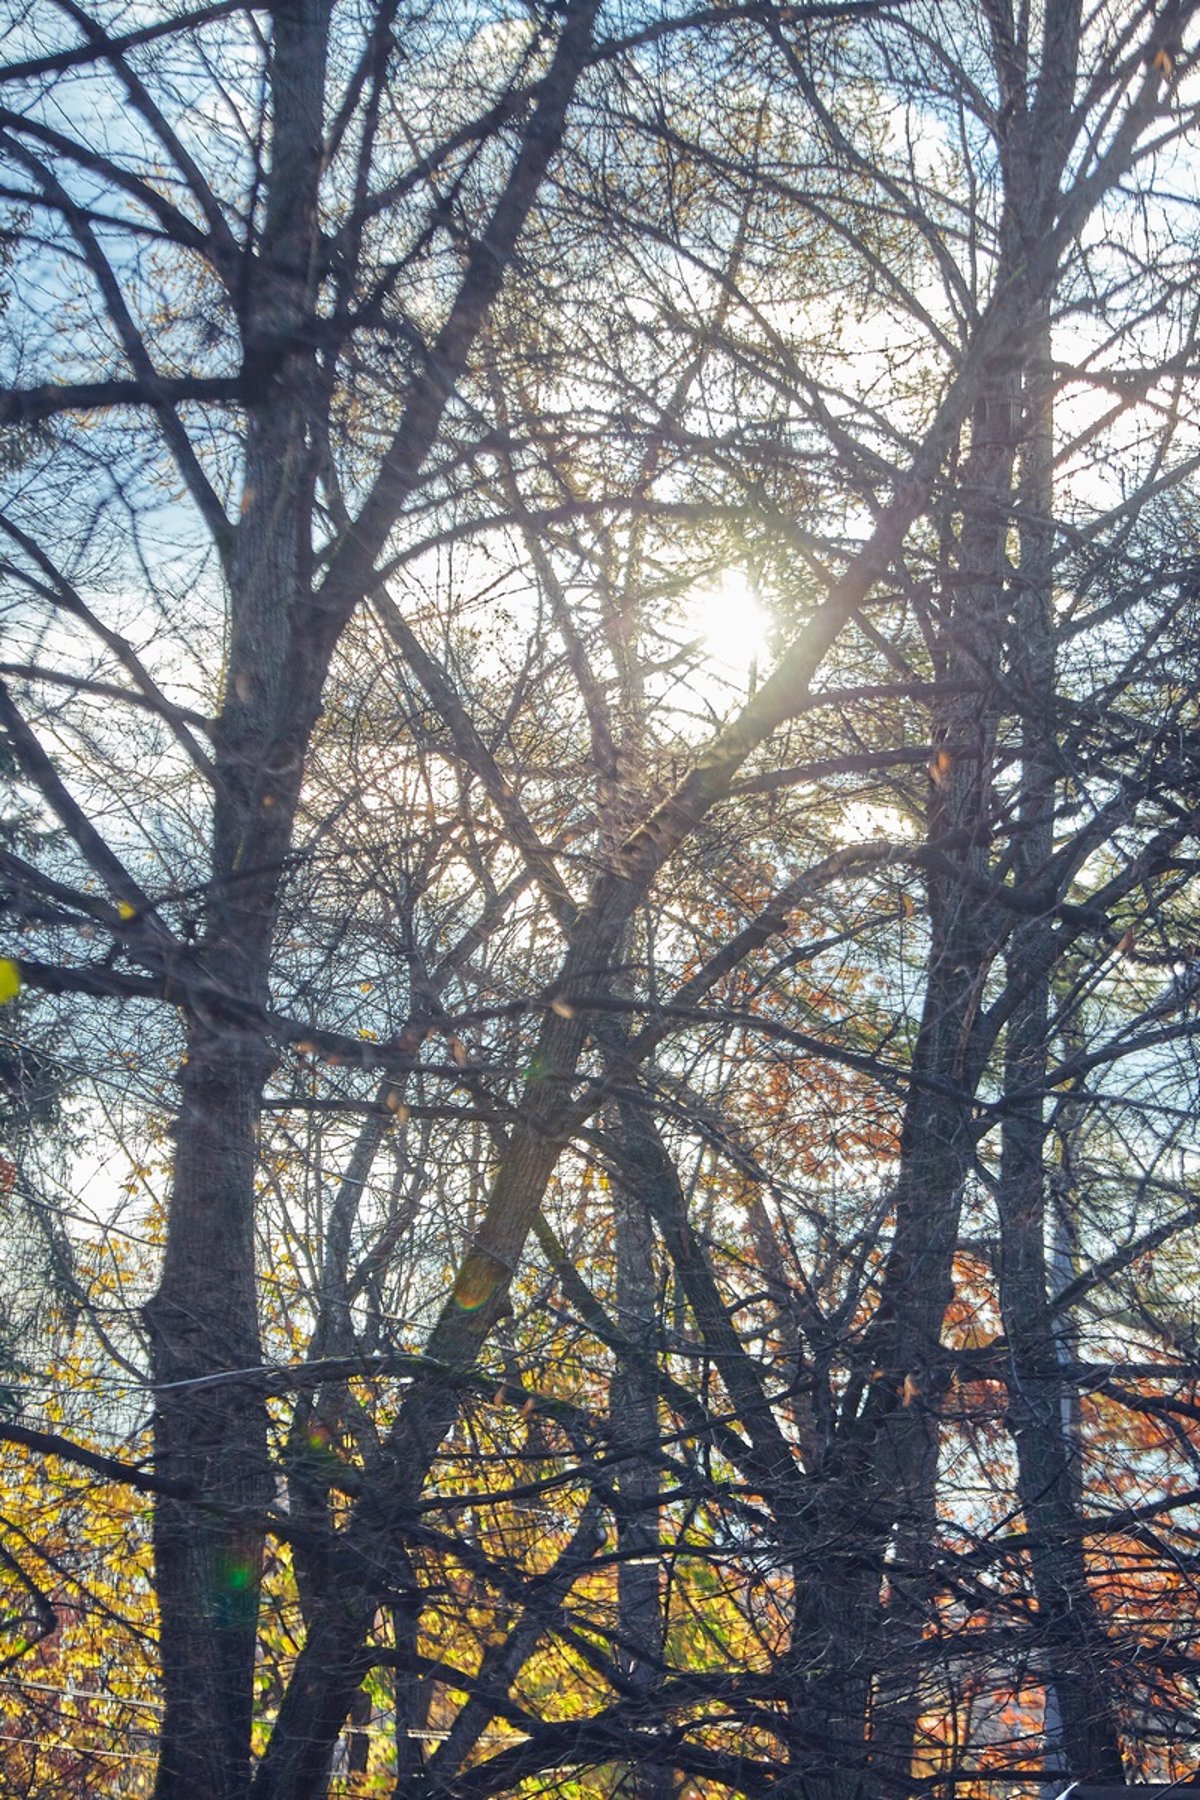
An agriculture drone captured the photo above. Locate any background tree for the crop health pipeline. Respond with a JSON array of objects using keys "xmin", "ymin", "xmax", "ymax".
[{"xmin": 3, "ymin": 2, "xmax": 1200, "ymax": 1799}]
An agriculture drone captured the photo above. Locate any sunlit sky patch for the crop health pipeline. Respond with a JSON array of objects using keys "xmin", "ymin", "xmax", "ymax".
[{"xmin": 684, "ymin": 569, "xmax": 771, "ymax": 682}]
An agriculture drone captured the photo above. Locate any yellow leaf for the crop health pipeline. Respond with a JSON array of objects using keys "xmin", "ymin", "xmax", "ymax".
[
  {"xmin": 0, "ymin": 959, "xmax": 21, "ymax": 1004},
  {"xmin": 550, "ymin": 998, "xmax": 575, "ymax": 1018},
  {"xmin": 117, "ymin": 900, "xmax": 136, "ymax": 920}
]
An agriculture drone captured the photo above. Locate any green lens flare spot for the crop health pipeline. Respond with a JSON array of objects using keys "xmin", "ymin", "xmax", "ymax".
[{"xmin": 222, "ymin": 1558, "xmax": 254, "ymax": 1592}]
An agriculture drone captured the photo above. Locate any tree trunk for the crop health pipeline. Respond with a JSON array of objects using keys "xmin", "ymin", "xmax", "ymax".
[
  {"xmin": 145, "ymin": 5, "xmax": 331, "ymax": 1791},
  {"xmin": 613, "ymin": 1137, "xmax": 672, "ymax": 1800},
  {"xmin": 145, "ymin": 1029, "xmax": 275, "ymax": 1800},
  {"xmin": 997, "ymin": 305, "xmax": 1124, "ymax": 1787}
]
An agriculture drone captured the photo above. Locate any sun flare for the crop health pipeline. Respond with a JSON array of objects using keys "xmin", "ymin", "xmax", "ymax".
[{"xmin": 685, "ymin": 570, "xmax": 771, "ymax": 679}]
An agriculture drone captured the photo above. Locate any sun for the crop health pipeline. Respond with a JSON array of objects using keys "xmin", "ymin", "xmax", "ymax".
[{"xmin": 685, "ymin": 570, "xmax": 771, "ymax": 681}]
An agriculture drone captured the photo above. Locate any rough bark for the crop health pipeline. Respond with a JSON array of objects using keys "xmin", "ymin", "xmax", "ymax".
[
  {"xmin": 782, "ymin": 17, "xmax": 1127, "ymax": 1793},
  {"xmin": 144, "ymin": 7, "xmax": 331, "ymax": 1793},
  {"xmin": 997, "ymin": 306, "xmax": 1125, "ymax": 1786},
  {"xmin": 783, "ymin": 347, "xmax": 1023, "ymax": 1800},
  {"xmin": 142, "ymin": 5, "xmax": 605, "ymax": 1793}
]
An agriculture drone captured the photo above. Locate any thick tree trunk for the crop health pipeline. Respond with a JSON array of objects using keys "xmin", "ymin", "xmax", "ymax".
[
  {"xmin": 145, "ymin": 1030, "xmax": 275, "ymax": 1800},
  {"xmin": 141, "ymin": 4, "xmax": 608, "ymax": 1787},
  {"xmin": 998, "ymin": 309, "xmax": 1124, "ymax": 1787},
  {"xmin": 146, "ymin": 5, "xmax": 331, "ymax": 1792},
  {"xmin": 781, "ymin": 249, "xmax": 1039, "ymax": 1796},
  {"xmin": 791, "ymin": 24, "xmax": 1109, "ymax": 1769},
  {"xmin": 808, "ymin": 406, "xmax": 1016, "ymax": 1800}
]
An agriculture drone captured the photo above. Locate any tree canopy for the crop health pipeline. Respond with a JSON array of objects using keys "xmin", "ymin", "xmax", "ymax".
[{"xmin": 2, "ymin": 2, "xmax": 1200, "ymax": 1798}]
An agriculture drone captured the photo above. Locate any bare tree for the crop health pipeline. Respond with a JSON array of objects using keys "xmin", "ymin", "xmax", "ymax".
[{"xmin": 3, "ymin": 3, "xmax": 1200, "ymax": 1800}]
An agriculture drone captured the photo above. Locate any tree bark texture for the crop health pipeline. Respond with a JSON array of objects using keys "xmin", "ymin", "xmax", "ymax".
[
  {"xmin": 145, "ymin": 5, "xmax": 603, "ymax": 1793},
  {"xmin": 998, "ymin": 306, "xmax": 1124, "ymax": 1785}
]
